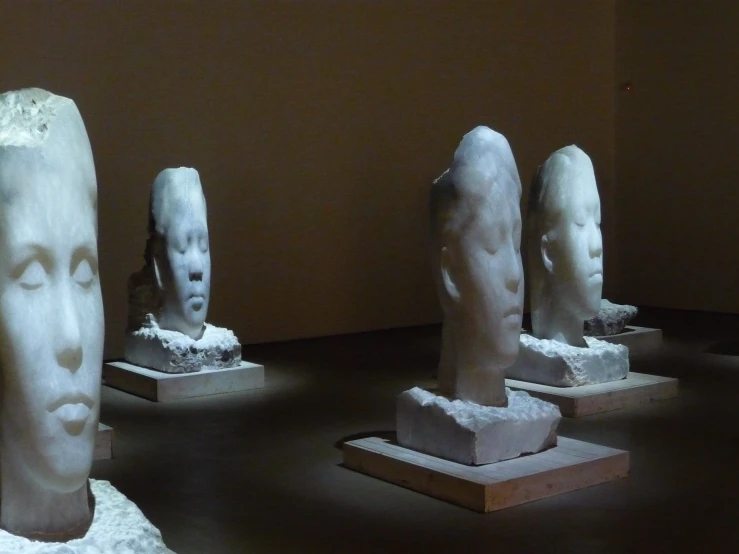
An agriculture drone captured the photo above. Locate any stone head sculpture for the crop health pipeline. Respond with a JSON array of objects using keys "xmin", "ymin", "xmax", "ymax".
[
  {"xmin": 0, "ymin": 89, "xmax": 103, "ymax": 539},
  {"xmin": 430, "ymin": 126, "xmax": 524, "ymax": 407},
  {"xmin": 528, "ymin": 145, "xmax": 603, "ymax": 346},
  {"xmin": 131, "ymin": 168, "xmax": 211, "ymax": 340}
]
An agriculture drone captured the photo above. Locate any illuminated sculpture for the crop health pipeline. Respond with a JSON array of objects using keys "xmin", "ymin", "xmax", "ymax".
[
  {"xmin": 125, "ymin": 168, "xmax": 241, "ymax": 373},
  {"xmin": 0, "ymin": 88, "xmax": 168, "ymax": 551},
  {"xmin": 507, "ymin": 145, "xmax": 628, "ymax": 386},
  {"xmin": 397, "ymin": 126, "xmax": 560, "ymax": 465}
]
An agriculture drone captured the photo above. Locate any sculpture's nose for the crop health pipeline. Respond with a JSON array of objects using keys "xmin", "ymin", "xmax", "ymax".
[
  {"xmin": 55, "ymin": 283, "xmax": 83, "ymax": 372},
  {"xmin": 187, "ymin": 249, "xmax": 204, "ymax": 282},
  {"xmin": 505, "ymin": 243, "xmax": 522, "ymax": 293},
  {"xmin": 190, "ymin": 269, "xmax": 203, "ymax": 282},
  {"xmin": 589, "ymin": 226, "xmax": 603, "ymax": 259}
]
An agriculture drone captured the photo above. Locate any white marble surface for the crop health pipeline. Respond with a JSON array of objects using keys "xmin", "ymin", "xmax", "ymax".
[
  {"xmin": 0, "ymin": 480, "xmax": 169, "ymax": 553},
  {"xmin": 397, "ymin": 387, "xmax": 560, "ymax": 465},
  {"xmin": 527, "ymin": 145, "xmax": 603, "ymax": 347},
  {"xmin": 0, "ymin": 88, "xmax": 103, "ymax": 538},
  {"xmin": 507, "ymin": 334, "xmax": 629, "ymax": 387},
  {"xmin": 429, "ymin": 126, "xmax": 524, "ymax": 407},
  {"xmin": 126, "ymin": 167, "xmax": 242, "ymax": 373},
  {"xmin": 128, "ymin": 167, "xmax": 211, "ymax": 340}
]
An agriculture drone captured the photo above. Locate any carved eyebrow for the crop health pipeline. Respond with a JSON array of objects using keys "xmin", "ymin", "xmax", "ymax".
[{"xmin": 9, "ymin": 244, "xmax": 53, "ymax": 279}]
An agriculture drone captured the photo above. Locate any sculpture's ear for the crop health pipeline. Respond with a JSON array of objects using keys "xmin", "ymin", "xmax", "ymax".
[
  {"xmin": 440, "ymin": 246, "xmax": 461, "ymax": 302},
  {"xmin": 541, "ymin": 235, "xmax": 554, "ymax": 274}
]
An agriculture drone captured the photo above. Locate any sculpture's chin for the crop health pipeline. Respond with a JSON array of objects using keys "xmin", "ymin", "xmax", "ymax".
[
  {"xmin": 184, "ymin": 301, "xmax": 208, "ymax": 330},
  {"xmin": 185, "ymin": 316, "xmax": 206, "ymax": 334},
  {"xmin": 35, "ymin": 459, "xmax": 92, "ymax": 495},
  {"xmin": 493, "ymin": 340, "xmax": 519, "ymax": 370}
]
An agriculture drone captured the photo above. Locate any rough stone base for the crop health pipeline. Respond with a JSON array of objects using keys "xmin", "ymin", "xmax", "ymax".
[
  {"xmin": 585, "ymin": 299, "xmax": 638, "ymax": 336},
  {"xmin": 507, "ymin": 334, "xmax": 629, "ymax": 387},
  {"xmin": 125, "ymin": 319, "xmax": 241, "ymax": 374},
  {"xmin": 396, "ymin": 387, "xmax": 560, "ymax": 466},
  {"xmin": 0, "ymin": 479, "xmax": 170, "ymax": 553}
]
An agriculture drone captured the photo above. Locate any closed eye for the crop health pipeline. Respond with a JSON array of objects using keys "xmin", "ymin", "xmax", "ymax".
[
  {"xmin": 71, "ymin": 247, "xmax": 98, "ymax": 288},
  {"xmin": 16, "ymin": 259, "xmax": 46, "ymax": 290},
  {"xmin": 10, "ymin": 246, "xmax": 53, "ymax": 290}
]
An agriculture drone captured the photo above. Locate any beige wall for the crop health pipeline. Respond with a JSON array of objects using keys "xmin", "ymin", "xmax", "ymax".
[
  {"xmin": 0, "ymin": 1, "xmax": 616, "ymax": 357},
  {"xmin": 616, "ymin": 1, "xmax": 739, "ymax": 311}
]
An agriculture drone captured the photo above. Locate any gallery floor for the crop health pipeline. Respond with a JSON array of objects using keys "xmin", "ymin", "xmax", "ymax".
[{"xmin": 93, "ymin": 308, "xmax": 739, "ymax": 553}]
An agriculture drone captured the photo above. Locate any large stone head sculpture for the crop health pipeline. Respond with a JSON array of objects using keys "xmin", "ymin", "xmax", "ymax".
[
  {"xmin": 0, "ymin": 89, "xmax": 103, "ymax": 538},
  {"xmin": 430, "ymin": 126, "xmax": 524, "ymax": 407},
  {"xmin": 528, "ymin": 145, "xmax": 603, "ymax": 346},
  {"xmin": 136, "ymin": 168, "xmax": 211, "ymax": 340}
]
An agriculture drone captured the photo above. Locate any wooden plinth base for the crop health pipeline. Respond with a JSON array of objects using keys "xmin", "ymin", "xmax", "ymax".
[
  {"xmin": 594, "ymin": 326, "xmax": 663, "ymax": 356},
  {"xmin": 103, "ymin": 360, "xmax": 265, "ymax": 402},
  {"xmin": 506, "ymin": 371, "xmax": 678, "ymax": 417},
  {"xmin": 94, "ymin": 423, "xmax": 114, "ymax": 461},
  {"xmin": 343, "ymin": 436, "xmax": 629, "ymax": 513}
]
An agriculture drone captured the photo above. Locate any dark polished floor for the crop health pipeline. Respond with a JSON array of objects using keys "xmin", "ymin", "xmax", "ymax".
[{"xmin": 93, "ymin": 308, "xmax": 739, "ymax": 553}]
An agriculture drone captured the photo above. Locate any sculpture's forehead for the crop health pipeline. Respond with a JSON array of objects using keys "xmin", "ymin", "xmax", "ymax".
[
  {"xmin": 158, "ymin": 190, "xmax": 208, "ymax": 233},
  {"xmin": 541, "ymin": 148, "xmax": 599, "ymax": 212},
  {"xmin": 0, "ymin": 145, "xmax": 96, "ymax": 209},
  {"xmin": 152, "ymin": 169, "xmax": 207, "ymax": 232},
  {"xmin": 475, "ymin": 189, "xmax": 519, "ymax": 223},
  {"xmin": 552, "ymin": 169, "xmax": 599, "ymax": 213},
  {"xmin": 460, "ymin": 185, "xmax": 520, "ymax": 239},
  {"xmin": 0, "ymin": 158, "xmax": 97, "ymax": 253}
]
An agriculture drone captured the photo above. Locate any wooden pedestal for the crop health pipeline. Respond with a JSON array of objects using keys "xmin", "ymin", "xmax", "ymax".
[{"xmin": 343, "ymin": 436, "xmax": 629, "ymax": 512}]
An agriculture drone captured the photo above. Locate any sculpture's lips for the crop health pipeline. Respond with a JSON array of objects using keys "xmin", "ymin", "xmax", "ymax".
[
  {"xmin": 48, "ymin": 394, "xmax": 94, "ymax": 436},
  {"xmin": 47, "ymin": 393, "xmax": 94, "ymax": 413},
  {"xmin": 589, "ymin": 270, "xmax": 603, "ymax": 282},
  {"xmin": 189, "ymin": 294, "xmax": 205, "ymax": 311}
]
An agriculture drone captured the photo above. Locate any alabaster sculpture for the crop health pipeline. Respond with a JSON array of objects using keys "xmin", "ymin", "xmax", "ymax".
[
  {"xmin": 507, "ymin": 145, "xmax": 628, "ymax": 387},
  {"xmin": 397, "ymin": 126, "xmax": 560, "ymax": 465},
  {"xmin": 0, "ymin": 88, "xmax": 104, "ymax": 542},
  {"xmin": 125, "ymin": 168, "xmax": 241, "ymax": 373}
]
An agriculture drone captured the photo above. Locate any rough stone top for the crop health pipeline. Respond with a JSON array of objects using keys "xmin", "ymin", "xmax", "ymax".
[
  {"xmin": 0, "ymin": 89, "xmax": 72, "ymax": 148},
  {"xmin": 405, "ymin": 387, "xmax": 561, "ymax": 434},
  {"xmin": 520, "ymin": 332, "xmax": 628, "ymax": 357},
  {"xmin": 132, "ymin": 314, "xmax": 237, "ymax": 350}
]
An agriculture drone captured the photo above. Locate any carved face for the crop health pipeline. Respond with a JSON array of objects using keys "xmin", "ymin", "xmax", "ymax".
[
  {"xmin": 154, "ymin": 189, "xmax": 211, "ymax": 339},
  {"xmin": 443, "ymin": 189, "xmax": 524, "ymax": 367},
  {"xmin": 0, "ymin": 148, "xmax": 103, "ymax": 494},
  {"xmin": 544, "ymin": 161, "xmax": 603, "ymax": 319}
]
